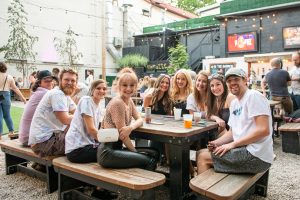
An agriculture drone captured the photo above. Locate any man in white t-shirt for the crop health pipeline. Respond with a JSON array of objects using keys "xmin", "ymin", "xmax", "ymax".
[
  {"xmin": 197, "ymin": 68, "xmax": 273, "ymax": 174},
  {"xmin": 29, "ymin": 69, "xmax": 78, "ymax": 157}
]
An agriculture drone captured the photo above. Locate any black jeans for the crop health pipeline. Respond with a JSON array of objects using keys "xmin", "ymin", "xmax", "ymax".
[
  {"xmin": 97, "ymin": 141, "xmax": 159, "ymax": 171},
  {"xmin": 67, "ymin": 144, "xmax": 98, "ymax": 163}
]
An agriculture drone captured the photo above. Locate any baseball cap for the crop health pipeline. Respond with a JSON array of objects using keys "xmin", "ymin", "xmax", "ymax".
[
  {"xmin": 36, "ymin": 70, "xmax": 56, "ymax": 80},
  {"xmin": 225, "ymin": 68, "xmax": 246, "ymax": 81}
]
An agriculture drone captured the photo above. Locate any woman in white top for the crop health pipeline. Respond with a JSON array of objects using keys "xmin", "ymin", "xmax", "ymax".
[
  {"xmin": 0, "ymin": 62, "xmax": 26, "ymax": 139},
  {"xmin": 186, "ymin": 70, "xmax": 209, "ymax": 115},
  {"xmin": 65, "ymin": 79, "xmax": 107, "ymax": 163}
]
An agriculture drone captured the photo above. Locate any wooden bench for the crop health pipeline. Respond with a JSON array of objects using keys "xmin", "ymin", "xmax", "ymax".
[
  {"xmin": 53, "ymin": 157, "xmax": 166, "ymax": 200},
  {"xmin": 0, "ymin": 139, "xmax": 58, "ymax": 193},
  {"xmin": 278, "ymin": 123, "xmax": 300, "ymax": 155},
  {"xmin": 189, "ymin": 169, "xmax": 269, "ymax": 200}
]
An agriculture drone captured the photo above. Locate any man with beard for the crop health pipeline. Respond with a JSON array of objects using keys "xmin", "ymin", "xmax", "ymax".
[
  {"xmin": 29, "ymin": 69, "xmax": 77, "ymax": 157},
  {"xmin": 197, "ymin": 68, "xmax": 273, "ymax": 174}
]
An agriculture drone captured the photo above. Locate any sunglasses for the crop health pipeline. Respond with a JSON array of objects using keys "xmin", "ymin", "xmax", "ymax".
[{"xmin": 208, "ymin": 73, "xmax": 225, "ymax": 80}]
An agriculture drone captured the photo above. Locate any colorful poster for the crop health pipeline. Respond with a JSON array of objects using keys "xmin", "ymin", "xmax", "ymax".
[{"xmin": 283, "ymin": 26, "xmax": 300, "ymax": 49}]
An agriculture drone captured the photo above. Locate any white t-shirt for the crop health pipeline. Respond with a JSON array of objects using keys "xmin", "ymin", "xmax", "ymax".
[
  {"xmin": 228, "ymin": 89, "xmax": 273, "ymax": 164},
  {"xmin": 65, "ymin": 96, "xmax": 105, "ymax": 154},
  {"xmin": 290, "ymin": 67, "xmax": 300, "ymax": 95},
  {"xmin": 28, "ymin": 88, "xmax": 76, "ymax": 145},
  {"xmin": 186, "ymin": 93, "xmax": 203, "ymax": 112}
]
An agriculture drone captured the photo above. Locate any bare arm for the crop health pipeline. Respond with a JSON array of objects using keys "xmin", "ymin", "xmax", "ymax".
[
  {"xmin": 54, "ymin": 111, "xmax": 73, "ymax": 125},
  {"xmin": 82, "ymin": 114, "xmax": 98, "ymax": 140},
  {"xmin": 213, "ymin": 115, "xmax": 270, "ymax": 156},
  {"xmin": 10, "ymin": 81, "xmax": 26, "ymax": 103},
  {"xmin": 143, "ymin": 93, "xmax": 152, "ymax": 110},
  {"xmin": 261, "ymin": 77, "xmax": 267, "ymax": 97}
]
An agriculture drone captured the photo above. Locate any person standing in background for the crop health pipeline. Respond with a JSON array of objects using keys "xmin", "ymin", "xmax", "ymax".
[
  {"xmin": 0, "ymin": 62, "xmax": 27, "ymax": 140},
  {"xmin": 290, "ymin": 52, "xmax": 300, "ymax": 111},
  {"xmin": 29, "ymin": 71, "xmax": 37, "ymax": 89},
  {"xmin": 261, "ymin": 57, "xmax": 293, "ymax": 114},
  {"xmin": 85, "ymin": 70, "xmax": 94, "ymax": 87}
]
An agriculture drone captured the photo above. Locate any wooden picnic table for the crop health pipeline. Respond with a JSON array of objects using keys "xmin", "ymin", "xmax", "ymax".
[{"xmin": 131, "ymin": 115, "xmax": 219, "ymax": 200}]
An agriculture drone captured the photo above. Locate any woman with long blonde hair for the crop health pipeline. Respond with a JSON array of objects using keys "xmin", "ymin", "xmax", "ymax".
[{"xmin": 171, "ymin": 69, "xmax": 193, "ymax": 115}]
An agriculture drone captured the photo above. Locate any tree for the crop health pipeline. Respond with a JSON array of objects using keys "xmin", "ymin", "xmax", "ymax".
[
  {"xmin": 54, "ymin": 26, "xmax": 83, "ymax": 71},
  {"xmin": 0, "ymin": 0, "xmax": 38, "ymax": 87},
  {"xmin": 168, "ymin": 43, "xmax": 189, "ymax": 74},
  {"xmin": 177, "ymin": 0, "xmax": 216, "ymax": 14}
]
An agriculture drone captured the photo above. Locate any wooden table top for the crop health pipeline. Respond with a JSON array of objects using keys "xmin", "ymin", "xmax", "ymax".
[
  {"xmin": 135, "ymin": 115, "xmax": 218, "ymax": 137},
  {"xmin": 278, "ymin": 123, "xmax": 300, "ymax": 132}
]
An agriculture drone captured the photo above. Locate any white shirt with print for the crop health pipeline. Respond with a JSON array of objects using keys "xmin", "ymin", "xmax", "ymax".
[
  {"xmin": 28, "ymin": 88, "xmax": 76, "ymax": 145},
  {"xmin": 65, "ymin": 96, "xmax": 105, "ymax": 154},
  {"xmin": 228, "ymin": 89, "xmax": 274, "ymax": 164}
]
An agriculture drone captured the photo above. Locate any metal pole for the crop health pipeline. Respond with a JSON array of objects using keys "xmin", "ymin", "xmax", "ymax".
[{"xmin": 101, "ymin": 0, "xmax": 106, "ymax": 81}]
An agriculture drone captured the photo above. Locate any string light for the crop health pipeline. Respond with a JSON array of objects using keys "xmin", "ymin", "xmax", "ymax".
[
  {"xmin": 269, "ymin": 35, "xmax": 274, "ymax": 40},
  {"xmin": 260, "ymin": 17, "xmax": 263, "ymax": 20},
  {"xmin": 274, "ymin": 20, "xmax": 277, "ymax": 24},
  {"xmin": 244, "ymin": 18, "xmax": 247, "ymax": 22},
  {"xmin": 252, "ymin": 24, "xmax": 256, "ymax": 27},
  {"xmin": 225, "ymin": 18, "xmax": 228, "ymax": 21},
  {"xmin": 267, "ymin": 15, "xmax": 270, "ymax": 18},
  {"xmin": 252, "ymin": 18, "xmax": 256, "ymax": 21},
  {"xmin": 273, "ymin": 13, "xmax": 276, "ymax": 17},
  {"xmin": 235, "ymin": 19, "xmax": 238, "ymax": 22}
]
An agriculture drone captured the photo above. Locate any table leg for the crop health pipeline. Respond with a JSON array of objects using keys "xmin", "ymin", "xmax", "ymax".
[{"xmin": 169, "ymin": 143, "xmax": 190, "ymax": 200}]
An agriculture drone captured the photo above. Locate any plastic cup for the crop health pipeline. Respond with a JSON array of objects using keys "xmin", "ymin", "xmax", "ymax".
[
  {"xmin": 136, "ymin": 106, "xmax": 143, "ymax": 113},
  {"xmin": 174, "ymin": 108, "xmax": 182, "ymax": 120},
  {"xmin": 183, "ymin": 114, "xmax": 193, "ymax": 128},
  {"xmin": 194, "ymin": 112, "xmax": 201, "ymax": 124}
]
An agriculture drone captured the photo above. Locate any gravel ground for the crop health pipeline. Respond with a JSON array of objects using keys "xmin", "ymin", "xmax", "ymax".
[{"xmin": 0, "ymin": 136, "xmax": 299, "ymax": 200}]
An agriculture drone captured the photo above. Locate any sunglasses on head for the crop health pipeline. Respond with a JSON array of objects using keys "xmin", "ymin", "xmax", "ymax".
[{"xmin": 208, "ymin": 73, "xmax": 225, "ymax": 80}]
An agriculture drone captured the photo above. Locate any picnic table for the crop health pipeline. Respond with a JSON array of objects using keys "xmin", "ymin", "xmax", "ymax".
[{"xmin": 131, "ymin": 115, "xmax": 219, "ymax": 200}]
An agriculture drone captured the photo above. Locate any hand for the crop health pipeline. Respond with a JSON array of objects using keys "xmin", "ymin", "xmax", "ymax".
[
  {"xmin": 215, "ymin": 117, "xmax": 226, "ymax": 128},
  {"xmin": 207, "ymin": 140, "xmax": 218, "ymax": 152},
  {"xmin": 213, "ymin": 142, "xmax": 235, "ymax": 157},
  {"xmin": 119, "ymin": 126, "xmax": 132, "ymax": 141},
  {"xmin": 22, "ymin": 97, "xmax": 27, "ymax": 104}
]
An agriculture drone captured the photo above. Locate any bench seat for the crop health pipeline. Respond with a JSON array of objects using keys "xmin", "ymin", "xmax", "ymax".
[
  {"xmin": 53, "ymin": 157, "xmax": 166, "ymax": 200},
  {"xmin": 0, "ymin": 139, "xmax": 58, "ymax": 193},
  {"xmin": 189, "ymin": 169, "xmax": 269, "ymax": 200},
  {"xmin": 278, "ymin": 122, "xmax": 300, "ymax": 155}
]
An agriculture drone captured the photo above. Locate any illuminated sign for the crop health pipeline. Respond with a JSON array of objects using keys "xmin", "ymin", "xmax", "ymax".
[{"xmin": 227, "ymin": 32, "xmax": 257, "ymax": 53}]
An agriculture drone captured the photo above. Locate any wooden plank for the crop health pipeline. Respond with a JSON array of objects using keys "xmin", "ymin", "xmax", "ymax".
[
  {"xmin": 0, "ymin": 140, "xmax": 54, "ymax": 161},
  {"xmin": 53, "ymin": 157, "xmax": 165, "ymax": 190},
  {"xmin": 206, "ymin": 172, "xmax": 265, "ymax": 200},
  {"xmin": 278, "ymin": 123, "xmax": 300, "ymax": 132},
  {"xmin": 269, "ymin": 100, "xmax": 281, "ymax": 107},
  {"xmin": 189, "ymin": 169, "xmax": 228, "ymax": 195}
]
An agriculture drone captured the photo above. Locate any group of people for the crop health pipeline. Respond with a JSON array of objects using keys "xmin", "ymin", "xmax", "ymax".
[
  {"xmin": 1, "ymin": 59, "xmax": 276, "ymax": 198},
  {"xmin": 138, "ymin": 68, "xmax": 273, "ymax": 175}
]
